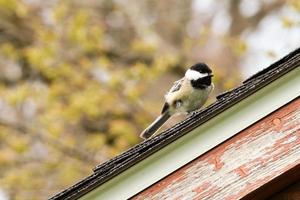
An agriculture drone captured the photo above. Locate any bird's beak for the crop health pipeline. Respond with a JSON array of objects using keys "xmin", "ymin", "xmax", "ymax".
[{"xmin": 208, "ymin": 74, "xmax": 213, "ymax": 77}]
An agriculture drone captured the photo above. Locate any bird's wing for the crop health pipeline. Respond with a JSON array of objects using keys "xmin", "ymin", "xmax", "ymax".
[
  {"xmin": 169, "ymin": 78, "xmax": 185, "ymax": 93},
  {"xmin": 161, "ymin": 78, "xmax": 185, "ymax": 114}
]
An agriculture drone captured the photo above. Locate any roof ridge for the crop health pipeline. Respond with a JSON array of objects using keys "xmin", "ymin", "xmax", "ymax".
[
  {"xmin": 243, "ymin": 47, "xmax": 300, "ymax": 83},
  {"xmin": 216, "ymin": 47, "xmax": 300, "ymax": 101}
]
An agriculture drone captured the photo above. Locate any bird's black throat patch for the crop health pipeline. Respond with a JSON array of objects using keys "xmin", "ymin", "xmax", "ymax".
[{"xmin": 191, "ymin": 76, "xmax": 212, "ymax": 89}]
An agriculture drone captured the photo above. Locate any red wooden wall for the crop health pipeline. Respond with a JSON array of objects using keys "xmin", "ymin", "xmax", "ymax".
[{"xmin": 133, "ymin": 98, "xmax": 300, "ymax": 200}]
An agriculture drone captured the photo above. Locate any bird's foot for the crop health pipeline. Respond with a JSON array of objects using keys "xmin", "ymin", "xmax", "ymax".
[
  {"xmin": 187, "ymin": 108, "xmax": 203, "ymax": 117},
  {"xmin": 187, "ymin": 110, "xmax": 197, "ymax": 117}
]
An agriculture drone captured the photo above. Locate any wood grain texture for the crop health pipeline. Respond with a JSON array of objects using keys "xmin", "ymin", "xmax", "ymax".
[{"xmin": 133, "ymin": 98, "xmax": 300, "ymax": 200}]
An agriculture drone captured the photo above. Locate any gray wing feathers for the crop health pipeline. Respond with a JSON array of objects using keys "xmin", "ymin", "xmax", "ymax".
[
  {"xmin": 169, "ymin": 78, "xmax": 184, "ymax": 93},
  {"xmin": 140, "ymin": 112, "xmax": 170, "ymax": 139}
]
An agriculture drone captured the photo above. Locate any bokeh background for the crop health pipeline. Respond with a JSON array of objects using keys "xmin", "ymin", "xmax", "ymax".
[{"xmin": 0, "ymin": 0, "xmax": 299, "ymax": 199}]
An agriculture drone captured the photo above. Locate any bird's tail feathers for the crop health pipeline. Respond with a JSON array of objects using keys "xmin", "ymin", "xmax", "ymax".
[{"xmin": 140, "ymin": 112, "xmax": 170, "ymax": 139}]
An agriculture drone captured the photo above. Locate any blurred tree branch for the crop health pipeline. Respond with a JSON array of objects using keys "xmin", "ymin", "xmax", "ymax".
[{"xmin": 229, "ymin": 0, "xmax": 285, "ymax": 35}]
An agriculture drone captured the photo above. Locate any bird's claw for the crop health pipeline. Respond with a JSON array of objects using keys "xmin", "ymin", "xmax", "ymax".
[{"xmin": 187, "ymin": 110, "xmax": 198, "ymax": 117}]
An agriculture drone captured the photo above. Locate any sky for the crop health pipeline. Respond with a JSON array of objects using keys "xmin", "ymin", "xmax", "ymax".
[
  {"xmin": 243, "ymin": 5, "xmax": 300, "ymax": 76},
  {"xmin": 193, "ymin": 0, "xmax": 300, "ymax": 77}
]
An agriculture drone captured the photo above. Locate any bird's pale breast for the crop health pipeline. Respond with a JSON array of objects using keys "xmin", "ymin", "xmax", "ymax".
[{"xmin": 165, "ymin": 79, "xmax": 212, "ymax": 114}]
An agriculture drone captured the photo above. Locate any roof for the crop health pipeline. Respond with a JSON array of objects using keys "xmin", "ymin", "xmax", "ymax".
[
  {"xmin": 133, "ymin": 98, "xmax": 300, "ymax": 199},
  {"xmin": 49, "ymin": 47, "xmax": 300, "ymax": 200}
]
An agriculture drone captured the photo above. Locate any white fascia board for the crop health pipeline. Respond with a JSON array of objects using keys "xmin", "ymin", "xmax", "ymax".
[{"xmin": 81, "ymin": 67, "xmax": 300, "ymax": 200}]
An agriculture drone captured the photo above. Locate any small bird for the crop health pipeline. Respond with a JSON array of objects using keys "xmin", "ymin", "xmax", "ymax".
[{"xmin": 140, "ymin": 63, "xmax": 214, "ymax": 139}]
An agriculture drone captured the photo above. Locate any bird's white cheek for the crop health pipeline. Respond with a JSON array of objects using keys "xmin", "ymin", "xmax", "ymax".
[{"xmin": 185, "ymin": 69, "xmax": 208, "ymax": 80}]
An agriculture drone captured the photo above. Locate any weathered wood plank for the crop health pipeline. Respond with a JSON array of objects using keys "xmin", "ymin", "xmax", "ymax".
[{"xmin": 133, "ymin": 98, "xmax": 300, "ymax": 200}]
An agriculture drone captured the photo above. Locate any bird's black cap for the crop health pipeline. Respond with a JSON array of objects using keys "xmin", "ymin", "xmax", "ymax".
[{"xmin": 190, "ymin": 63, "xmax": 212, "ymax": 74}]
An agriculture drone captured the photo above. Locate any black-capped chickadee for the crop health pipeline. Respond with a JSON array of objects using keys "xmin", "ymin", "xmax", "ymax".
[{"xmin": 140, "ymin": 63, "xmax": 214, "ymax": 139}]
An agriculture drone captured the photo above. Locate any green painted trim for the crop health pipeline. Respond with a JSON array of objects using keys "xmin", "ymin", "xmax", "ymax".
[{"xmin": 81, "ymin": 67, "xmax": 300, "ymax": 200}]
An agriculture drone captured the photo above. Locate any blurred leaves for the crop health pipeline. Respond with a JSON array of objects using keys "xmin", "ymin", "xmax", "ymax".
[
  {"xmin": 289, "ymin": 0, "xmax": 300, "ymax": 12},
  {"xmin": 0, "ymin": 0, "xmax": 298, "ymax": 199},
  {"xmin": 281, "ymin": 16, "xmax": 297, "ymax": 28}
]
